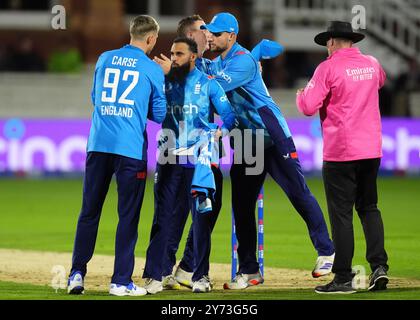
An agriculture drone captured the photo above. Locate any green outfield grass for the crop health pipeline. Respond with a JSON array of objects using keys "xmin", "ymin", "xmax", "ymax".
[
  {"xmin": 0, "ymin": 176, "xmax": 419, "ymax": 300},
  {"xmin": 1, "ymin": 281, "xmax": 420, "ymax": 300}
]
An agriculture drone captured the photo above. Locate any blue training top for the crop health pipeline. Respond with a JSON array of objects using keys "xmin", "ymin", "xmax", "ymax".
[
  {"xmin": 162, "ymin": 67, "xmax": 235, "ymax": 155},
  {"xmin": 208, "ymin": 42, "xmax": 292, "ymax": 147},
  {"xmin": 87, "ymin": 44, "xmax": 166, "ymax": 160}
]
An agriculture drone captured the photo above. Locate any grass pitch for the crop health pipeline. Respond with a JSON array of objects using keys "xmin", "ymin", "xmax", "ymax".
[{"xmin": 0, "ymin": 176, "xmax": 419, "ymax": 300}]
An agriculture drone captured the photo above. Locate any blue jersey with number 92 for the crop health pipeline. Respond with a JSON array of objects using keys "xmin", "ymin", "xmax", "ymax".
[{"xmin": 87, "ymin": 44, "xmax": 166, "ymax": 160}]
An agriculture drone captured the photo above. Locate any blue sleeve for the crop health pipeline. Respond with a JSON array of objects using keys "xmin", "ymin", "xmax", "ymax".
[
  {"xmin": 209, "ymin": 80, "xmax": 236, "ymax": 132},
  {"xmin": 91, "ymin": 69, "xmax": 96, "ymax": 106},
  {"xmin": 213, "ymin": 54, "xmax": 257, "ymax": 92},
  {"xmin": 147, "ymin": 66, "xmax": 167, "ymax": 124},
  {"xmin": 91, "ymin": 53, "xmax": 106, "ymax": 106}
]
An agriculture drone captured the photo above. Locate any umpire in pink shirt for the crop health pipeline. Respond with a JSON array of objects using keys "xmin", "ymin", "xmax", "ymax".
[{"xmin": 296, "ymin": 21, "xmax": 389, "ymax": 294}]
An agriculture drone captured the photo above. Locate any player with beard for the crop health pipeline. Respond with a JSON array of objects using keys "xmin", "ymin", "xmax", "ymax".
[
  {"xmin": 166, "ymin": 57, "xmax": 191, "ymax": 81},
  {"xmin": 142, "ymin": 37, "xmax": 236, "ymax": 294},
  {"xmin": 154, "ymin": 16, "xmax": 285, "ymax": 290},
  {"xmin": 153, "ymin": 15, "xmax": 224, "ymax": 290}
]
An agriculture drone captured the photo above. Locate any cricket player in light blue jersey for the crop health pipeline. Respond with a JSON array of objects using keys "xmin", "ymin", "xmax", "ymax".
[
  {"xmin": 142, "ymin": 37, "xmax": 236, "ymax": 294},
  {"xmin": 68, "ymin": 15, "xmax": 166, "ymax": 297},
  {"xmin": 157, "ymin": 15, "xmax": 223, "ymax": 290},
  {"xmin": 201, "ymin": 12, "xmax": 335, "ymax": 289},
  {"xmin": 153, "ymin": 15, "xmax": 286, "ymax": 290}
]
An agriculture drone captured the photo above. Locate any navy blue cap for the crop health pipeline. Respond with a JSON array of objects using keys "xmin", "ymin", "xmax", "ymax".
[
  {"xmin": 251, "ymin": 39, "xmax": 284, "ymax": 60},
  {"xmin": 200, "ymin": 12, "xmax": 239, "ymax": 34}
]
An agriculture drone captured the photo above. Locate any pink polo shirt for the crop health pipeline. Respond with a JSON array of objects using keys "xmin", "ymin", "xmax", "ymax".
[{"xmin": 296, "ymin": 47, "xmax": 386, "ymax": 161}]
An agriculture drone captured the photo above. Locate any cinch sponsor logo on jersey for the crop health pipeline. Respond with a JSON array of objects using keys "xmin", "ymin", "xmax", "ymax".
[
  {"xmin": 170, "ymin": 103, "xmax": 199, "ymax": 114},
  {"xmin": 111, "ymin": 56, "xmax": 138, "ymax": 67},
  {"xmin": 217, "ymin": 71, "xmax": 232, "ymax": 83},
  {"xmin": 101, "ymin": 105, "xmax": 133, "ymax": 118}
]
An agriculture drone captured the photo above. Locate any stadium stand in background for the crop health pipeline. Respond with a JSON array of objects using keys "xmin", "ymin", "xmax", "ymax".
[
  {"xmin": 0, "ymin": 0, "xmax": 419, "ymax": 177},
  {"xmin": 0, "ymin": 0, "xmax": 419, "ymax": 118}
]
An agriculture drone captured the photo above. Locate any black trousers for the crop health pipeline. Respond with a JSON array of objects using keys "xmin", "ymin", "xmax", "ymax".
[
  {"xmin": 164, "ymin": 165, "xmax": 223, "ymax": 277},
  {"xmin": 231, "ymin": 138, "xmax": 334, "ymax": 275},
  {"xmin": 322, "ymin": 158, "xmax": 388, "ymax": 282},
  {"xmin": 71, "ymin": 152, "xmax": 147, "ymax": 285},
  {"xmin": 144, "ymin": 164, "xmax": 221, "ymax": 282}
]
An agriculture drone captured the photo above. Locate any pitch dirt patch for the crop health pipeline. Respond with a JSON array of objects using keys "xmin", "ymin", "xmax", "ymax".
[{"xmin": 0, "ymin": 249, "xmax": 418, "ymax": 293}]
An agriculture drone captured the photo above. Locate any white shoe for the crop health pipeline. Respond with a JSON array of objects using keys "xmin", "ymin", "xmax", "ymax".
[
  {"xmin": 223, "ymin": 271, "xmax": 264, "ymax": 290},
  {"xmin": 144, "ymin": 278, "xmax": 163, "ymax": 294},
  {"xmin": 109, "ymin": 282, "xmax": 147, "ymax": 296},
  {"xmin": 162, "ymin": 275, "xmax": 181, "ymax": 290},
  {"xmin": 312, "ymin": 253, "xmax": 335, "ymax": 278},
  {"xmin": 67, "ymin": 271, "xmax": 84, "ymax": 294},
  {"xmin": 174, "ymin": 265, "xmax": 193, "ymax": 288},
  {"xmin": 192, "ymin": 276, "xmax": 213, "ymax": 293}
]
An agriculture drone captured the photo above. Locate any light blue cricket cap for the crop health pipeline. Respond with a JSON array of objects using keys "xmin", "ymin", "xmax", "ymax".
[
  {"xmin": 200, "ymin": 12, "xmax": 239, "ymax": 34},
  {"xmin": 251, "ymin": 39, "xmax": 284, "ymax": 60}
]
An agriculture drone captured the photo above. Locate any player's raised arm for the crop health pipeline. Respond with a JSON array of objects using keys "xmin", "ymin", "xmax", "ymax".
[{"xmin": 153, "ymin": 54, "xmax": 171, "ymax": 75}]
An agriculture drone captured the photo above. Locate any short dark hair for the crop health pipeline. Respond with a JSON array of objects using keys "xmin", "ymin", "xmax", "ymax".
[
  {"xmin": 173, "ymin": 37, "xmax": 198, "ymax": 54},
  {"xmin": 176, "ymin": 14, "xmax": 204, "ymax": 37}
]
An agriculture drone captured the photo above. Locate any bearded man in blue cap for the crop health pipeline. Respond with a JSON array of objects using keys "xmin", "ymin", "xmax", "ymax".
[
  {"xmin": 201, "ymin": 12, "xmax": 336, "ymax": 289},
  {"xmin": 153, "ymin": 16, "xmax": 286, "ymax": 291}
]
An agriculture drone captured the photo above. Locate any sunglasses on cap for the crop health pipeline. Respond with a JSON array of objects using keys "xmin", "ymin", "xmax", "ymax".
[{"xmin": 211, "ymin": 32, "xmax": 225, "ymax": 37}]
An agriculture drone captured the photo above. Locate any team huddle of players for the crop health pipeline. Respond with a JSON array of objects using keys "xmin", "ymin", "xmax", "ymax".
[{"xmin": 66, "ymin": 12, "xmax": 338, "ymax": 296}]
